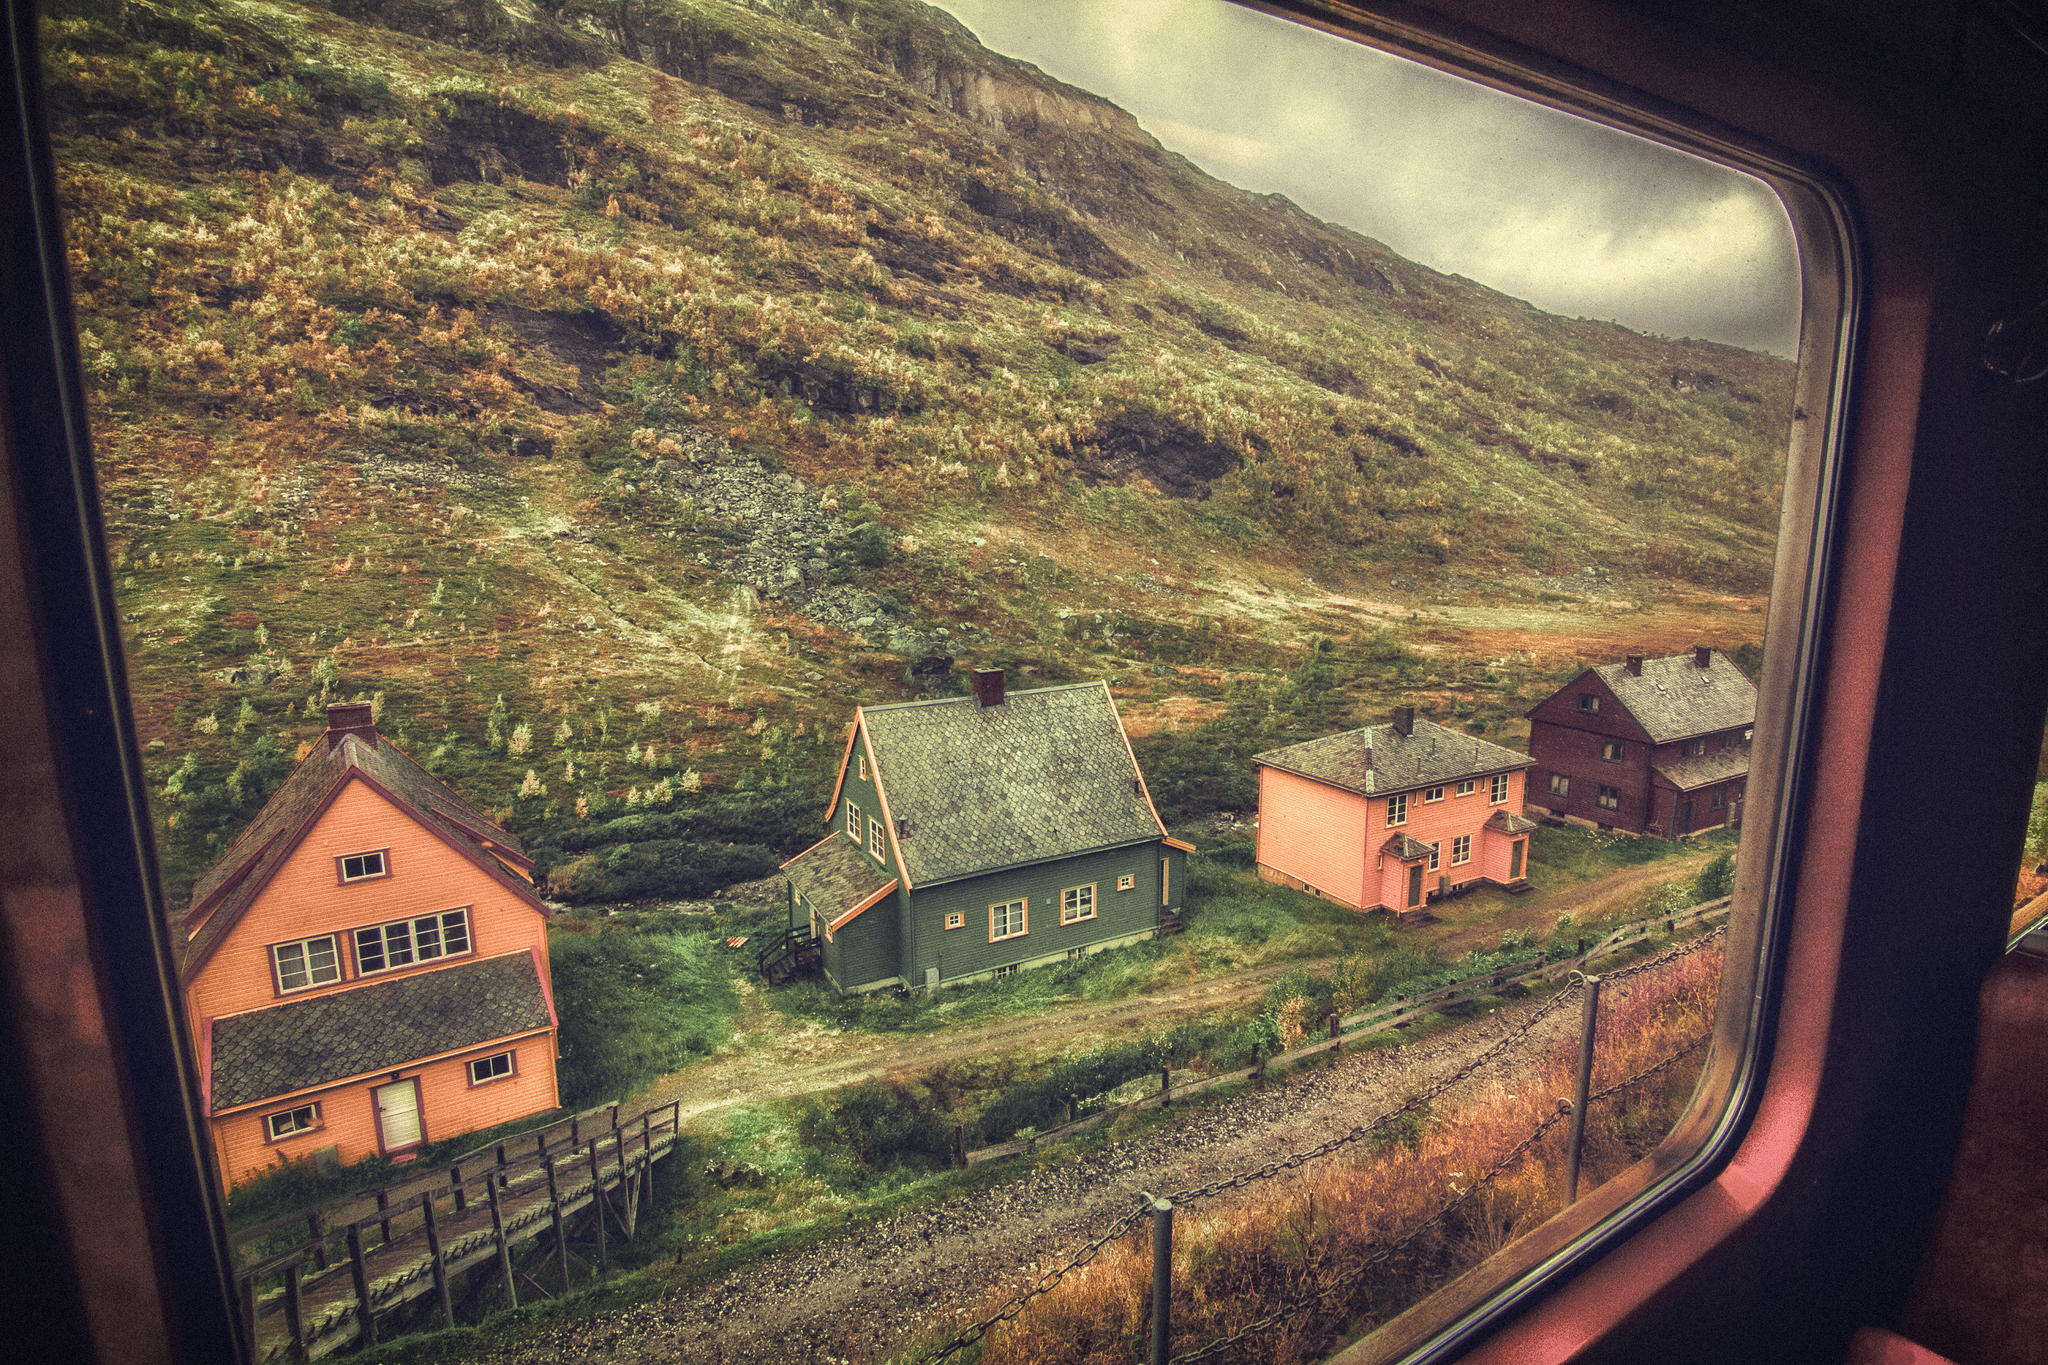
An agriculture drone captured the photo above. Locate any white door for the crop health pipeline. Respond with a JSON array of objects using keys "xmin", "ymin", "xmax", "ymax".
[{"xmin": 373, "ymin": 1078, "xmax": 422, "ymax": 1152}]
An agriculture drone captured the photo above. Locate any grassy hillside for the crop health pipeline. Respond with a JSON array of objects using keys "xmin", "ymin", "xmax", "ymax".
[{"xmin": 41, "ymin": 0, "xmax": 1794, "ymax": 897}]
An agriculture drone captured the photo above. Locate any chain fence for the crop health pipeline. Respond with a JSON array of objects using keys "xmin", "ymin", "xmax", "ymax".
[
  {"xmin": 1166, "ymin": 1030, "xmax": 1717, "ymax": 1364},
  {"xmin": 915, "ymin": 920, "xmax": 1726, "ymax": 1364}
]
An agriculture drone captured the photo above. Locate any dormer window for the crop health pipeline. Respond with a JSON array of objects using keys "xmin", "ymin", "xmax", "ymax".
[{"xmin": 338, "ymin": 850, "xmax": 389, "ymax": 883}]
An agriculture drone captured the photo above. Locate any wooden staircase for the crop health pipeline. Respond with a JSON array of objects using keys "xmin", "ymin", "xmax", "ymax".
[
  {"xmin": 1156, "ymin": 907, "xmax": 1187, "ymax": 937},
  {"xmin": 756, "ymin": 927, "xmax": 822, "ymax": 985}
]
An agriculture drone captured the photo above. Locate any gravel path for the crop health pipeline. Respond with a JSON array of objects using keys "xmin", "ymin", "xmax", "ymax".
[{"xmin": 458, "ymin": 986, "xmax": 1594, "ymax": 1365}]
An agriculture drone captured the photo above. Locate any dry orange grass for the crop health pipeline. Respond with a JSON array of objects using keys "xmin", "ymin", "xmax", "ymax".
[{"xmin": 961, "ymin": 945, "xmax": 1724, "ymax": 1365}]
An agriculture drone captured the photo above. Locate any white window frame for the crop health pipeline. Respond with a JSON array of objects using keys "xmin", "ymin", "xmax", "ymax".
[
  {"xmin": 1490, "ymin": 772, "xmax": 1511, "ymax": 804},
  {"xmin": 858, "ymin": 754, "xmax": 868, "ymax": 780},
  {"xmin": 1117, "ymin": 873, "xmax": 1136, "ymax": 891},
  {"xmin": 467, "ymin": 1051, "xmax": 515, "ymax": 1085},
  {"xmin": 1426, "ymin": 841, "xmax": 1441, "ymax": 872},
  {"xmin": 1386, "ymin": 791, "xmax": 1409, "ymax": 826},
  {"xmin": 353, "ymin": 908, "xmax": 472, "ymax": 975},
  {"xmin": 845, "ymin": 803, "xmax": 861, "ymax": 842},
  {"xmin": 868, "ymin": 815, "xmax": 885, "ymax": 860},
  {"xmin": 1456, "ymin": 779, "xmax": 1476, "ymax": 796},
  {"xmin": 944, "ymin": 911, "xmax": 965, "ymax": 930},
  {"xmin": 1424, "ymin": 786, "xmax": 1445, "ymax": 803},
  {"xmin": 989, "ymin": 897, "xmax": 1028, "ymax": 942},
  {"xmin": 338, "ymin": 850, "xmax": 389, "ymax": 883},
  {"xmin": 1060, "ymin": 884, "xmax": 1098, "ymax": 925},
  {"xmin": 263, "ymin": 1102, "xmax": 322, "ymax": 1141},
  {"xmin": 1451, "ymin": 834, "xmax": 1472, "ymax": 865},
  {"xmin": 271, "ymin": 934, "xmax": 341, "ymax": 994}
]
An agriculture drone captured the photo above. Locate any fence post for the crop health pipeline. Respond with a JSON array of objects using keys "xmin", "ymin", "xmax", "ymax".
[
  {"xmin": 1252, "ymin": 1042, "xmax": 1264, "ymax": 1085},
  {"xmin": 1564, "ymin": 973, "xmax": 1603, "ymax": 1203},
  {"xmin": 1141, "ymin": 1193, "xmax": 1174, "ymax": 1365},
  {"xmin": 1328, "ymin": 1012, "xmax": 1342, "ymax": 1054},
  {"xmin": 308, "ymin": 1211, "xmax": 328, "ymax": 1271},
  {"xmin": 486, "ymin": 1178, "xmax": 519, "ymax": 1308},
  {"xmin": 420, "ymin": 1191, "xmax": 455, "ymax": 1329},
  {"xmin": 587, "ymin": 1144, "xmax": 610, "ymax": 1271},
  {"xmin": 953, "ymin": 1124, "xmax": 966, "ymax": 1168},
  {"xmin": 450, "ymin": 1162, "xmax": 467, "ymax": 1215},
  {"xmin": 345, "ymin": 1223, "xmax": 377, "ymax": 1347},
  {"xmin": 1159, "ymin": 1066, "xmax": 1171, "ymax": 1107},
  {"xmin": 283, "ymin": 1262, "xmax": 307, "ymax": 1362},
  {"xmin": 241, "ymin": 1271, "xmax": 260, "ymax": 1361},
  {"xmin": 545, "ymin": 1157, "xmax": 572, "ymax": 1288},
  {"xmin": 375, "ymin": 1188, "xmax": 392, "ymax": 1246},
  {"xmin": 1063, "ymin": 1095, "xmax": 1075, "ymax": 1127}
]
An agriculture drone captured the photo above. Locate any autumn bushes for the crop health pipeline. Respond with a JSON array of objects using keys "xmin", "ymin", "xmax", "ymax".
[{"xmin": 963, "ymin": 944, "xmax": 1724, "ymax": 1365}]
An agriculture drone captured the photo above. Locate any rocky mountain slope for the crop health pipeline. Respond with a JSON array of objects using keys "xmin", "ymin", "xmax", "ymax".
[{"xmin": 41, "ymin": 0, "xmax": 1795, "ymax": 895}]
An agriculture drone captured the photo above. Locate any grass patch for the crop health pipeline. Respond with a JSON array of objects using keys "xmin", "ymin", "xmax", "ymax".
[{"xmin": 551, "ymin": 924, "xmax": 740, "ymax": 1107}]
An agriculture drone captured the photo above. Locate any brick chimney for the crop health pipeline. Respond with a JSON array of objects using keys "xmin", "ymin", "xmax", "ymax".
[
  {"xmin": 970, "ymin": 668, "xmax": 1006, "ymax": 708},
  {"xmin": 1626, "ymin": 655, "xmax": 1645, "ymax": 676},
  {"xmin": 1695, "ymin": 645, "xmax": 1713, "ymax": 669},
  {"xmin": 325, "ymin": 700, "xmax": 377, "ymax": 750},
  {"xmin": 1391, "ymin": 705, "xmax": 1415, "ymax": 737}
]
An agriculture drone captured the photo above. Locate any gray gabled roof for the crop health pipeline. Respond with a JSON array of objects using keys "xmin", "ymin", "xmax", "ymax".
[
  {"xmin": 1653, "ymin": 744, "xmax": 1751, "ymax": 792},
  {"xmin": 860, "ymin": 682, "xmax": 1164, "ymax": 887},
  {"xmin": 1592, "ymin": 651, "xmax": 1756, "ymax": 743},
  {"xmin": 783, "ymin": 835, "xmax": 896, "ymax": 921},
  {"xmin": 1253, "ymin": 717, "xmax": 1532, "ymax": 798},
  {"xmin": 208, "ymin": 952, "xmax": 552, "ymax": 1111}
]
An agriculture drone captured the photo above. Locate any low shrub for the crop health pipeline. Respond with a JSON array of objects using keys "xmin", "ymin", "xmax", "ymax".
[{"xmin": 550, "ymin": 929, "xmax": 737, "ymax": 1106}]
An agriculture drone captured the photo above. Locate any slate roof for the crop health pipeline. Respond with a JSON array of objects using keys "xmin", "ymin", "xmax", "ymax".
[
  {"xmin": 783, "ymin": 835, "xmax": 896, "ymax": 920},
  {"xmin": 1653, "ymin": 744, "xmax": 1752, "ymax": 792},
  {"xmin": 1253, "ymin": 717, "xmax": 1532, "ymax": 798},
  {"xmin": 1592, "ymin": 651, "xmax": 1756, "ymax": 743},
  {"xmin": 181, "ymin": 726, "xmax": 537, "ymax": 978},
  {"xmin": 859, "ymin": 682, "xmax": 1165, "ymax": 887},
  {"xmin": 1486, "ymin": 809, "xmax": 1541, "ymax": 835},
  {"xmin": 1381, "ymin": 833, "xmax": 1435, "ymax": 860},
  {"xmin": 208, "ymin": 952, "xmax": 551, "ymax": 1111}
]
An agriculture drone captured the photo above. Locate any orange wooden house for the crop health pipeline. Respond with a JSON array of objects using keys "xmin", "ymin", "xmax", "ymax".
[
  {"xmin": 1253, "ymin": 706, "xmax": 1538, "ymax": 920},
  {"xmin": 179, "ymin": 702, "xmax": 560, "ymax": 1189}
]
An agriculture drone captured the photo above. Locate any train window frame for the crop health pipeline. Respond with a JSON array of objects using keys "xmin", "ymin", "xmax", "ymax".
[{"xmin": 3, "ymin": 2, "xmax": 2040, "ymax": 1364}]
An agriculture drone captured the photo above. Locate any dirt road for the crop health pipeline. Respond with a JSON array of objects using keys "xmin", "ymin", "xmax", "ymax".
[{"xmin": 457, "ymin": 979, "xmax": 1607, "ymax": 1365}]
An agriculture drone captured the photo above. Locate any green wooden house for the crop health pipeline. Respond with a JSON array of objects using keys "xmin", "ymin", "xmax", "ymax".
[{"xmin": 779, "ymin": 671, "xmax": 1194, "ymax": 993}]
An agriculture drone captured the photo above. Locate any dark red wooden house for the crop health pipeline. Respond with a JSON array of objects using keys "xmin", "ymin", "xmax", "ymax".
[{"xmin": 1525, "ymin": 647, "xmax": 1755, "ymax": 838}]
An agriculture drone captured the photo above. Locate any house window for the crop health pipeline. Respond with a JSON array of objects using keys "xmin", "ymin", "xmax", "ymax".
[
  {"xmin": 1684, "ymin": 737, "xmax": 1708, "ymax": 757},
  {"xmin": 1455, "ymin": 779, "xmax": 1476, "ymax": 796},
  {"xmin": 1117, "ymin": 873, "xmax": 1136, "ymax": 891},
  {"xmin": 944, "ymin": 912, "xmax": 965, "ymax": 930},
  {"xmin": 1578, "ymin": 692, "xmax": 1600, "ymax": 712},
  {"xmin": 1712, "ymin": 789, "xmax": 1726, "ymax": 808},
  {"xmin": 1598, "ymin": 785, "xmax": 1621, "ymax": 810},
  {"xmin": 1489, "ymin": 773, "xmax": 1510, "ymax": 804},
  {"xmin": 1386, "ymin": 791, "xmax": 1409, "ymax": 826},
  {"xmin": 845, "ymin": 803, "xmax": 861, "ymax": 842},
  {"xmin": 338, "ymin": 850, "xmax": 389, "ymax": 882},
  {"xmin": 1060, "ymin": 885, "xmax": 1098, "ymax": 924},
  {"xmin": 868, "ymin": 816, "xmax": 884, "ymax": 860},
  {"xmin": 1426, "ymin": 841, "xmax": 1441, "ymax": 871},
  {"xmin": 1424, "ymin": 786, "xmax": 1445, "ymax": 803},
  {"xmin": 263, "ymin": 1103, "xmax": 321, "ymax": 1141},
  {"xmin": 1451, "ymin": 834, "xmax": 1472, "ymax": 865},
  {"xmin": 990, "ymin": 898, "xmax": 1028, "ymax": 942},
  {"xmin": 467, "ymin": 1052, "xmax": 515, "ymax": 1085},
  {"xmin": 1161, "ymin": 857, "xmax": 1171, "ymax": 906},
  {"xmin": 271, "ymin": 935, "xmax": 341, "ymax": 993},
  {"xmin": 993, "ymin": 964, "xmax": 1019, "ymax": 979},
  {"xmin": 1548, "ymin": 773, "xmax": 1571, "ymax": 797},
  {"xmin": 354, "ymin": 908, "xmax": 471, "ymax": 974},
  {"xmin": 1602, "ymin": 741, "xmax": 1626, "ymax": 762},
  {"xmin": 1067, "ymin": 947, "xmax": 1086, "ymax": 961},
  {"xmin": 858, "ymin": 754, "xmax": 868, "ymax": 779}
]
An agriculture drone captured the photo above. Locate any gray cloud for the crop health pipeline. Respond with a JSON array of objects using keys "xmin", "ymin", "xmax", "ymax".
[{"xmin": 927, "ymin": 0, "xmax": 1800, "ymax": 354}]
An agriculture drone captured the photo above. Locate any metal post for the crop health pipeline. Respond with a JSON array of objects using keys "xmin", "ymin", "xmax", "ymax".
[
  {"xmin": 420, "ymin": 1192, "xmax": 455, "ymax": 1329},
  {"xmin": 1564, "ymin": 973, "xmax": 1603, "ymax": 1203},
  {"xmin": 1142, "ymin": 1193, "xmax": 1174, "ymax": 1365}
]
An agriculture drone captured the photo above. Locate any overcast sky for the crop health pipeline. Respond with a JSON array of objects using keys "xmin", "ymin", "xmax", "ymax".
[{"xmin": 925, "ymin": 0, "xmax": 1801, "ymax": 355}]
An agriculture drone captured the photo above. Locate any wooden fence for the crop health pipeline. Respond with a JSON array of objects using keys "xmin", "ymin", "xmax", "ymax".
[
  {"xmin": 230, "ymin": 1100, "xmax": 682, "ymax": 1361},
  {"xmin": 964, "ymin": 897, "xmax": 1732, "ymax": 1164}
]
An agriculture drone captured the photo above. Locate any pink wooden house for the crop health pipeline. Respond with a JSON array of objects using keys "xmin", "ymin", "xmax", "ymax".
[{"xmin": 1253, "ymin": 707, "xmax": 1537, "ymax": 920}]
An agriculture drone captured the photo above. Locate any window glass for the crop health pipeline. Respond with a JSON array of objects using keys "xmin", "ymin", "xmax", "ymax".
[{"xmin": 39, "ymin": 0, "xmax": 1804, "ymax": 1359}]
